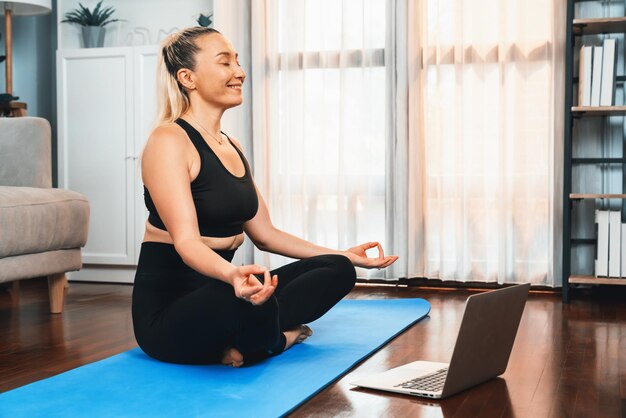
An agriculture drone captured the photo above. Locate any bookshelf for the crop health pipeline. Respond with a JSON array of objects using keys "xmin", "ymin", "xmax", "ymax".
[
  {"xmin": 573, "ymin": 17, "xmax": 626, "ymax": 36},
  {"xmin": 570, "ymin": 194, "xmax": 626, "ymax": 199},
  {"xmin": 563, "ymin": 2, "xmax": 626, "ymax": 302},
  {"xmin": 571, "ymin": 106, "xmax": 626, "ymax": 116},
  {"xmin": 569, "ymin": 275, "xmax": 626, "ymax": 285}
]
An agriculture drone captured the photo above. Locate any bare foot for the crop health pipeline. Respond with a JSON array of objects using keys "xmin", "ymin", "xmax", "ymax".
[
  {"xmin": 221, "ymin": 346, "xmax": 244, "ymax": 368},
  {"xmin": 283, "ymin": 325, "xmax": 313, "ymax": 351}
]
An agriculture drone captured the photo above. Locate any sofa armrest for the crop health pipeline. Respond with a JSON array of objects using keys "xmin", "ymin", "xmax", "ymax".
[{"xmin": 0, "ymin": 117, "xmax": 52, "ymax": 188}]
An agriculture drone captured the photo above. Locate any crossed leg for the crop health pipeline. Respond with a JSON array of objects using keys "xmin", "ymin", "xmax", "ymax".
[{"xmin": 222, "ymin": 254, "xmax": 356, "ymax": 367}]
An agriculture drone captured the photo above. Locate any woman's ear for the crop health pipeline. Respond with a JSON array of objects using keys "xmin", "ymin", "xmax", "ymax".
[{"xmin": 177, "ymin": 68, "xmax": 195, "ymax": 91}]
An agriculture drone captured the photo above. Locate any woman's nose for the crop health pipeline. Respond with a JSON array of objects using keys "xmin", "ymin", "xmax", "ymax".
[{"xmin": 235, "ymin": 66, "xmax": 246, "ymax": 81}]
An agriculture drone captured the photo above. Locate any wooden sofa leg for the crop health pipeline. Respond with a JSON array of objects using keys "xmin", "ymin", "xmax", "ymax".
[{"xmin": 48, "ymin": 273, "xmax": 67, "ymax": 314}]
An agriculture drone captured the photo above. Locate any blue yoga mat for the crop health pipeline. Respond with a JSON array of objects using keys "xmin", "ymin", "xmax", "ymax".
[{"xmin": 0, "ymin": 298, "xmax": 430, "ymax": 418}]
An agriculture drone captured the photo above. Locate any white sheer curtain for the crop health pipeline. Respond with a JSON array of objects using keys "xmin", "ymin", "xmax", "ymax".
[
  {"xmin": 250, "ymin": 0, "xmax": 388, "ymax": 277},
  {"xmin": 222, "ymin": 0, "xmax": 564, "ymax": 286},
  {"xmin": 403, "ymin": 0, "xmax": 565, "ymax": 286}
]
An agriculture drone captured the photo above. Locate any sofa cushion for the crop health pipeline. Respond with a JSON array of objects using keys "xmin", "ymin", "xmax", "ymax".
[
  {"xmin": 0, "ymin": 249, "xmax": 82, "ymax": 283},
  {"xmin": 0, "ymin": 186, "xmax": 89, "ymax": 258}
]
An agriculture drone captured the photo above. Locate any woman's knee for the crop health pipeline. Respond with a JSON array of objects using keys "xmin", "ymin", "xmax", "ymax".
[{"xmin": 321, "ymin": 254, "xmax": 357, "ymax": 291}]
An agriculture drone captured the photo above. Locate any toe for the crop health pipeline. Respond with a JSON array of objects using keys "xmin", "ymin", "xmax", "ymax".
[
  {"xmin": 221, "ymin": 347, "xmax": 244, "ymax": 367},
  {"xmin": 231, "ymin": 349, "xmax": 243, "ymax": 363}
]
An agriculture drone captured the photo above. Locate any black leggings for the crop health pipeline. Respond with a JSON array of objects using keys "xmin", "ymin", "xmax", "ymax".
[{"xmin": 131, "ymin": 242, "xmax": 356, "ymax": 365}]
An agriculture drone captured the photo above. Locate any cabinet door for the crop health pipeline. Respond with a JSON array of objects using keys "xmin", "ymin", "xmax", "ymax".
[
  {"xmin": 57, "ymin": 48, "xmax": 136, "ymax": 265},
  {"xmin": 134, "ymin": 46, "xmax": 159, "ymax": 262}
]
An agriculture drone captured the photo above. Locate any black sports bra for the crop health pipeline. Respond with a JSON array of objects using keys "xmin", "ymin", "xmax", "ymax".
[{"xmin": 143, "ymin": 118, "xmax": 259, "ymax": 237}]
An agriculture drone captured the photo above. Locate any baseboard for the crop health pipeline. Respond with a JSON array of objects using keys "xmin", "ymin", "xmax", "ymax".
[
  {"xmin": 68, "ymin": 265, "xmax": 136, "ymax": 284},
  {"xmin": 357, "ymin": 277, "xmax": 559, "ymax": 292}
]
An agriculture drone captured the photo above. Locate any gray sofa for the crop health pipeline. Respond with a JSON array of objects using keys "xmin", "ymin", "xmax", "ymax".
[{"xmin": 0, "ymin": 117, "xmax": 89, "ymax": 313}]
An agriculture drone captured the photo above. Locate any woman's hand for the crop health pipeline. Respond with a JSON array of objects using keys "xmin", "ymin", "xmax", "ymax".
[
  {"xmin": 228, "ymin": 265, "xmax": 278, "ymax": 305},
  {"xmin": 344, "ymin": 242, "xmax": 398, "ymax": 269}
]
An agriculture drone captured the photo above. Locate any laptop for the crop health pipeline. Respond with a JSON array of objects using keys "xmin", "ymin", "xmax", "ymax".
[{"xmin": 350, "ymin": 283, "xmax": 530, "ymax": 399}]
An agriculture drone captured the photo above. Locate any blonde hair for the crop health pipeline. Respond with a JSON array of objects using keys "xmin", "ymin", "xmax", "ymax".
[{"xmin": 155, "ymin": 27, "xmax": 221, "ymax": 125}]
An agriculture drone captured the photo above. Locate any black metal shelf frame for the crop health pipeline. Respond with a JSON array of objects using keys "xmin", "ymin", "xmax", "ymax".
[
  {"xmin": 571, "ymin": 238, "xmax": 597, "ymax": 245},
  {"xmin": 563, "ymin": 0, "xmax": 574, "ymax": 303},
  {"xmin": 572, "ymin": 158, "xmax": 626, "ymax": 163}
]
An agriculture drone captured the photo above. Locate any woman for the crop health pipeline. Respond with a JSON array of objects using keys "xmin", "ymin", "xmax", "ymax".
[{"xmin": 132, "ymin": 26, "xmax": 398, "ymax": 367}]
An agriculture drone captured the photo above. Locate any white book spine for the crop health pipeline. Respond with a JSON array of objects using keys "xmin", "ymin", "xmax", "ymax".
[
  {"xmin": 609, "ymin": 211, "xmax": 621, "ymax": 277},
  {"xmin": 591, "ymin": 46, "xmax": 603, "ymax": 106},
  {"xmin": 595, "ymin": 209, "xmax": 609, "ymax": 277},
  {"xmin": 600, "ymin": 39, "xmax": 617, "ymax": 106},
  {"xmin": 579, "ymin": 45, "xmax": 593, "ymax": 106},
  {"xmin": 621, "ymin": 223, "xmax": 626, "ymax": 278}
]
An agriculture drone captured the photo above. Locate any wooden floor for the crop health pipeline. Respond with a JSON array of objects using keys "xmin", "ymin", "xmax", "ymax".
[{"xmin": 1, "ymin": 279, "xmax": 625, "ymax": 418}]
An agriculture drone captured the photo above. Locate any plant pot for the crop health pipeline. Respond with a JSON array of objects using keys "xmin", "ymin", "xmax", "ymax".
[{"xmin": 82, "ymin": 26, "xmax": 106, "ymax": 48}]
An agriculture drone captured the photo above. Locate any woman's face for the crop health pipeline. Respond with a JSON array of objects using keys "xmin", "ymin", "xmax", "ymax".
[{"xmin": 185, "ymin": 33, "xmax": 246, "ymax": 109}]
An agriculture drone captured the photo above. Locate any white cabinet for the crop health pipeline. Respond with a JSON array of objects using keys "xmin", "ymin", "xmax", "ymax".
[
  {"xmin": 57, "ymin": 46, "xmax": 157, "ymax": 282},
  {"xmin": 58, "ymin": 47, "xmax": 135, "ymax": 265},
  {"xmin": 56, "ymin": 0, "xmax": 213, "ymax": 282}
]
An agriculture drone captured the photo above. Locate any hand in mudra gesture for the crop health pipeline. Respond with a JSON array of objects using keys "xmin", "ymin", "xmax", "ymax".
[
  {"xmin": 345, "ymin": 241, "xmax": 398, "ymax": 269},
  {"xmin": 229, "ymin": 265, "xmax": 278, "ymax": 305}
]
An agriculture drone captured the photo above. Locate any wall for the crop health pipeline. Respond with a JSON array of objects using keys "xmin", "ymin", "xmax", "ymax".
[{"xmin": 0, "ymin": 7, "xmax": 57, "ymax": 185}]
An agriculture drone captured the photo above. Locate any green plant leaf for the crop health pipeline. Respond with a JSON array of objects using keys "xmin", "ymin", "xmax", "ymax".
[{"xmin": 62, "ymin": 0, "xmax": 119, "ymax": 27}]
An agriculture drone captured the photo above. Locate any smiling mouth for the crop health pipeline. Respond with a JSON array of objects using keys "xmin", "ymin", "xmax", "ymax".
[{"xmin": 227, "ymin": 85, "xmax": 242, "ymax": 90}]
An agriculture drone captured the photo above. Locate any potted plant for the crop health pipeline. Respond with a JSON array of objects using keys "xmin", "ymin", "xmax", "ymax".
[
  {"xmin": 62, "ymin": 1, "xmax": 121, "ymax": 48},
  {"xmin": 197, "ymin": 13, "xmax": 213, "ymax": 28}
]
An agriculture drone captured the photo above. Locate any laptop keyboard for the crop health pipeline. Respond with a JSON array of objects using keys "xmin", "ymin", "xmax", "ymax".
[{"xmin": 394, "ymin": 368, "xmax": 448, "ymax": 392}]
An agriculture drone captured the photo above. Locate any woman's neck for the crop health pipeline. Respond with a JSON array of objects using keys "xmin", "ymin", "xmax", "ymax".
[{"xmin": 185, "ymin": 101, "xmax": 224, "ymax": 135}]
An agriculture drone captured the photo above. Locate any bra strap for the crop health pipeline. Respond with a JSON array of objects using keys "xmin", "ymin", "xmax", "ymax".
[{"xmin": 175, "ymin": 118, "xmax": 207, "ymax": 152}]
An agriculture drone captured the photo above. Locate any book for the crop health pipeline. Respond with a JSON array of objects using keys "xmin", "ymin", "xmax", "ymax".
[
  {"xmin": 590, "ymin": 45, "xmax": 603, "ymax": 106},
  {"xmin": 600, "ymin": 39, "xmax": 617, "ymax": 106},
  {"xmin": 595, "ymin": 209, "xmax": 609, "ymax": 277},
  {"xmin": 579, "ymin": 45, "xmax": 593, "ymax": 106},
  {"xmin": 609, "ymin": 210, "xmax": 621, "ymax": 277}
]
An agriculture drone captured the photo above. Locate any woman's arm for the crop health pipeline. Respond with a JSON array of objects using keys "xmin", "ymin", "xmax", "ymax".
[
  {"xmin": 244, "ymin": 182, "xmax": 397, "ymax": 269},
  {"xmin": 246, "ymin": 195, "xmax": 341, "ymax": 260},
  {"xmin": 226, "ymin": 135, "xmax": 396, "ymax": 269}
]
